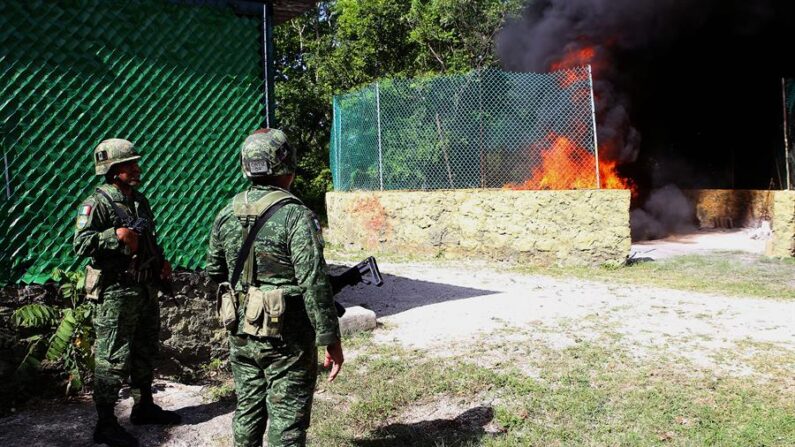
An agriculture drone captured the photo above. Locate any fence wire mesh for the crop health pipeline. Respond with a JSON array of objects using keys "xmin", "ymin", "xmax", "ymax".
[
  {"xmin": 1, "ymin": 0, "xmax": 264, "ymax": 284},
  {"xmin": 330, "ymin": 67, "xmax": 599, "ymax": 192}
]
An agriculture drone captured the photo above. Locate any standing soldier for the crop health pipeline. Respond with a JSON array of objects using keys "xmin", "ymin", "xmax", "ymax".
[
  {"xmin": 74, "ymin": 139, "xmax": 181, "ymax": 447},
  {"xmin": 206, "ymin": 128, "xmax": 343, "ymax": 447}
]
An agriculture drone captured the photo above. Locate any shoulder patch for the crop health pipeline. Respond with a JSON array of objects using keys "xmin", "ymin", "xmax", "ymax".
[{"xmin": 76, "ymin": 203, "xmax": 93, "ymax": 230}]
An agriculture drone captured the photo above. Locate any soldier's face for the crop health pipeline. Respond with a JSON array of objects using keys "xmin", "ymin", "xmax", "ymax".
[{"xmin": 115, "ymin": 161, "xmax": 142, "ymax": 187}]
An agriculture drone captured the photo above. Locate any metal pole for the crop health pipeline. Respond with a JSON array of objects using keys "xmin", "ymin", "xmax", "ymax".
[
  {"xmin": 782, "ymin": 77, "xmax": 791, "ymax": 190},
  {"xmin": 3, "ymin": 151, "xmax": 10, "ymax": 199},
  {"xmin": 262, "ymin": 3, "xmax": 275, "ymax": 127},
  {"xmin": 336, "ymin": 98, "xmax": 342, "ymax": 189},
  {"xmin": 376, "ymin": 82, "xmax": 383, "ymax": 190},
  {"xmin": 587, "ymin": 65, "xmax": 600, "ymax": 189},
  {"xmin": 478, "ymin": 68, "xmax": 485, "ymax": 188}
]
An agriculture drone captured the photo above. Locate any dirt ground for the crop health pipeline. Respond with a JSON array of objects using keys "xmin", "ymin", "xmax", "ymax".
[
  {"xmin": 1, "ymin": 243, "xmax": 793, "ymax": 446},
  {"xmin": 631, "ymin": 228, "xmax": 767, "ymax": 260}
]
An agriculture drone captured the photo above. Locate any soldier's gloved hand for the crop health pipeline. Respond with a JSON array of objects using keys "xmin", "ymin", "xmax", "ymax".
[
  {"xmin": 115, "ymin": 227, "xmax": 139, "ymax": 253},
  {"xmin": 160, "ymin": 260, "xmax": 173, "ymax": 281},
  {"xmin": 324, "ymin": 340, "xmax": 344, "ymax": 382}
]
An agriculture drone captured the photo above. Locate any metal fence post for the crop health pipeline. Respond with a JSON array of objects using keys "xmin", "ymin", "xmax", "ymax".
[
  {"xmin": 782, "ymin": 77, "xmax": 792, "ymax": 190},
  {"xmin": 261, "ymin": 3, "xmax": 275, "ymax": 127},
  {"xmin": 587, "ymin": 65, "xmax": 601, "ymax": 189},
  {"xmin": 336, "ymin": 98, "xmax": 342, "ymax": 190},
  {"xmin": 3, "ymin": 151, "xmax": 10, "ymax": 199},
  {"xmin": 376, "ymin": 82, "xmax": 383, "ymax": 190}
]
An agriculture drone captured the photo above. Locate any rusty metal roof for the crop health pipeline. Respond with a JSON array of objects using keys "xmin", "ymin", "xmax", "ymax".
[
  {"xmin": 228, "ymin": 0, "xmax": 317, "ymax": 23},
  {"xmin": 177, "ymin": 1, "xmax": 316, "ymax": 24}
]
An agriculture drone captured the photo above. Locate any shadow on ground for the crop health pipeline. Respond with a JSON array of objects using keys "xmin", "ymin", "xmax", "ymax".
[
  {"xmin": 352, "ymin": 406, "xmax": 497, "ymax": 447},
  {"xmin": 0, "ymin": 385, "xmax": 235, "ymax": 447},
  {"xmin": 329, "ymin": 264, "xmax": 501, "ymax": 318}
]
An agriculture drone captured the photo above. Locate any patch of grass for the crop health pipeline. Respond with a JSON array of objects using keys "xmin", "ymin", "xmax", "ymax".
[
  {"xmin": 309, "ymin": 340, "xmax": 795, "ymax": 446},
  {"xmin": 518, "ymin": 253, "xmax": 795, "ymax": 300},
  {"xmin": 203, "ymin": 381, "xmax": 235, "ymax": 402}
]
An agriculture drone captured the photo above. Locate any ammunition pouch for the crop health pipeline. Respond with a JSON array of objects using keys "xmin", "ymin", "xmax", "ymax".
[
  {"xmin": 84, "ymin": 265, "xmax": 103, "ymax": 301},
  {"xmin": 242, "ymin": 288, "xmax": 285, "ymax": 338},
  {"xmin": 216, "ymin": 282, "xmax": 239, "ymax": 332}
]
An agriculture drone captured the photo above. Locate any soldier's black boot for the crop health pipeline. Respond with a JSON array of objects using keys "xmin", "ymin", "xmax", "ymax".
[
  {"xmin": 130, "ymin": 384, "xmax": 182, "ymax": 425},
  {"xmin": 93, "ymin": 404, "xmax": 139, "ymax": 447}
]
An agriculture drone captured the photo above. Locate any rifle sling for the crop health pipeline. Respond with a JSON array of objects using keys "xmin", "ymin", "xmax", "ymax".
[
  {"xmin": 96, "ymin": 188, "xmax": 132, "ymax": 224},
  {"xmin": 230, "ymin": 198, "xmax": 295, "ymax": 289},
  {"xmin": 96, "ymin": 187, "xmax": 162, "ymax": 269}
]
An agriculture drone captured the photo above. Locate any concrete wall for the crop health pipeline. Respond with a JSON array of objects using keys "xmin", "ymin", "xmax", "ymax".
[{"xmin": 326, "ymin": 189, "xmax": 631, "ymax": 266}]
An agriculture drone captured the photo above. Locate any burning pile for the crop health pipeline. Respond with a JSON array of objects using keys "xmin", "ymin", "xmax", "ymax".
[
  {"xmin": 504, "ymin": 44, "xmax": 631, "ymax": 191},
  {"xmin": 497, "ymin": 0, "xmax": 794, "ymax": 238}
]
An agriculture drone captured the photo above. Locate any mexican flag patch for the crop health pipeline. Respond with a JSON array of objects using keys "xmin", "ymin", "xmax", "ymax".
[{"xmin": 76, "ymin": 204, "xmax": 92, "ymax": 229}]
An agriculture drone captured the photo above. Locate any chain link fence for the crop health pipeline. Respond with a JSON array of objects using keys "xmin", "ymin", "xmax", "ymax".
[
  {"xmin": 330, "ymin": 67, "xmax": 599, "ymax": 191},
  {"xmin": 1, "ymin": 0, "xmax": 264, "ymax": 284}
]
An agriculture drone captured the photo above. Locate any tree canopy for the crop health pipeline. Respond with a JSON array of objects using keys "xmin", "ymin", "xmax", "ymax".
[{"xmin": 273, "ymin": 0, "xmax": 524, "ymax": 214}]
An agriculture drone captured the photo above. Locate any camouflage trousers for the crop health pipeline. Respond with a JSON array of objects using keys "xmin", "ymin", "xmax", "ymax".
[
  {"xmin": 93, "ymin": 282, "xmax": 160, "ymax": 406},
  {"xmin": 229, "ymin": 333, "xmax": 318, "ymax": 447}
]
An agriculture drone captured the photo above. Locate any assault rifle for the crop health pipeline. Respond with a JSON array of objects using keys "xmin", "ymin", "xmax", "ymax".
[
  {"xmin": 96, "ymin": 188, "xmax": 175, "ymax": 297},
  {"xmin": 329, "ymin": 257, "xmax": 383, "ymax": 317},
  {"xmin": 124, "ymin": 218, "xmax": 175, "ymax": 297}
]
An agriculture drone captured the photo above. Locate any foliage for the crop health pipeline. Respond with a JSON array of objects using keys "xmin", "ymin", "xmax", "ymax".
[
  {"xmin": 274, "ymin": 0, "xmax": 524, "ymax": 214},
  {"xmin": 12, "ymin": 268, "xmax": 95, "ymax": 394}
]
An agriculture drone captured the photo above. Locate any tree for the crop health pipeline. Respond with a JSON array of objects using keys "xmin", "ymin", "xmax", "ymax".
[{"xmin": 273, "ymin": 1, "xmax": 523, "ymax": 214}]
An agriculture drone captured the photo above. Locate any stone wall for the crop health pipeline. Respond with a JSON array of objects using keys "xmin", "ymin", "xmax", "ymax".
[
  {"xmin": 326, "ymin": 189, "xmax": 631, "ymax": 266},
  {"xmin": 158, "ymin": 272, "xmax": 227, "ymax": 381},
  {"xmin": 768, "ymin": 191, "xmax": 795, "ymax": 257},
  {"xmin": 684, "ymin": 189, "xmax": 773, "ymax": 228},
  {"xmin": 0, "ymin": 271, "xmax": 226, "ymax": 397},
  {"xmin": 684, "ymin": 189, "xmax": 795, "ymax": 258}
]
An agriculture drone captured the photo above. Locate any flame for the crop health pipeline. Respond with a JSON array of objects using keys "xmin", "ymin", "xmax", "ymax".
[
  {"xmin": 509, "ymin": 42, "xmax": 633, "ymax": 191},
  {"xmin": 504, "ymin": 133, "xmax": 630, "ymax": 190},
  {"xmin": 550, "ymin": 47, "xmax": 597, "ymax": 71}
]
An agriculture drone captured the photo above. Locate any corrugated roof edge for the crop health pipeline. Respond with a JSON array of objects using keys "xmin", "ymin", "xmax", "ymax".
[{"xmin": 171, "ymin": 0, "xmax": 316, "ymax": 24}]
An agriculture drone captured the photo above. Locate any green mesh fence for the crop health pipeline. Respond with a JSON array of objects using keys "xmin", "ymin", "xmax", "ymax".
[
  {"xmin": 330, "ymin": 67, "xmax": 599, "ymax": 191},
  {"xmin": 0, "ymin": 0, "xmax": 265, "ymax": 284}
]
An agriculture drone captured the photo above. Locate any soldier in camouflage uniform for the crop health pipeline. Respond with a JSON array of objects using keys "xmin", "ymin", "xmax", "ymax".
[
  {"xmin": 206, "ymin": 128, "xmax": 343, "ymax": 447},
  {"xmin": 74, "ymin": 139, "xmax": 181, "ymax": 447}
]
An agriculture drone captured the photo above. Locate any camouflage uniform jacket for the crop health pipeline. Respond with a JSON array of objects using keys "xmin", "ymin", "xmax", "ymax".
[
  {"xmin": 206, "ymin": 185, "xmax": 340, "ymax": 346},
  {"xmin": 73, "ymin": 183, "xmax": 161, "ymax": 274}
]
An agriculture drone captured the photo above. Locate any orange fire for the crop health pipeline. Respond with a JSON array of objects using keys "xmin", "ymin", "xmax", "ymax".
[
  {"xmin": 504, "ymin": 134, "xmax": 630, "ymax": 190},
  {"xmin": 550, "ymin": 46, "xmax": 598, "ymax": 87},
  {"xmin": 504, "ymin": 42, "xmax": 632, "ymax": 191},
  {"xmin": 550, "ymin": 47, "xmax": 597, "ymax": 71}
]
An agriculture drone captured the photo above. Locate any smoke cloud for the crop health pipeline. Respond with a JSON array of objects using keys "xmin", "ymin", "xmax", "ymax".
[{"xmin": 497, "ymin": 0, "xmax": 795, "ymax": 239}]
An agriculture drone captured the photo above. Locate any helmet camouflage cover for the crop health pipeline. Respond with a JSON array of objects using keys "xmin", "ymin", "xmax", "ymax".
[
  {"xmin": 240, "ymin": 128, "xmax": 296, "ymax": 178},
  {"xmin": 93, "ymin": 138, "xmax": 140, "ymax": 175}
]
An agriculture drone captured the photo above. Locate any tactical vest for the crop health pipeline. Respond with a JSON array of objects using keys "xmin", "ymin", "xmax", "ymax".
[{"xmin": 231, "ymin": 188, "xmax": 301, "ymax": 289}]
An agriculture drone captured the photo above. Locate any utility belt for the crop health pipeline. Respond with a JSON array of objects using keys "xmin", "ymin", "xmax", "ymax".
[
  {"xmin": 84, "ymin": 265, "xmax": 156, "ymax": 300},
  {"xmin": 112, "ymin": 269, "xmax": 155, "ymax": 284},
  {"xmin": 217, "ymin": 283, "xmax": 286, "ymax": 339}
]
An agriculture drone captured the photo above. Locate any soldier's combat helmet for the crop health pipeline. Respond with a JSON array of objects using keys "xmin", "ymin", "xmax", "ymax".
[
  {"xmin": 93, "ymin": 138, "xmax": 141, "ymax": 175},
  {"xmin": 240, "ymin": 128, "xmax": 296, "ymax": 178}
]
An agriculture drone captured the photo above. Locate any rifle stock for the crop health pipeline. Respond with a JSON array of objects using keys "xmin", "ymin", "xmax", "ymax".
[{"xmin": 329, "ymin": 256, "xmax": 383, "ymax": 317}]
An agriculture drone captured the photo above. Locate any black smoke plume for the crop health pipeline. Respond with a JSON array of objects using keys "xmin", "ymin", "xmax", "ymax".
[{"xmin": 498, "ymin": 0, "xmax": 795, "ymax": 239}]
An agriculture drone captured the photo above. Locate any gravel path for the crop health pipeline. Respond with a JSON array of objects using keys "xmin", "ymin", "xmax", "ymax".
[
  {"xmin": 2, "ymin": 260, "xmax": 793, "ymax": 446},
  {"xmin": 338, "ymin": 261, "xmax": 795, "ymax": 372}
]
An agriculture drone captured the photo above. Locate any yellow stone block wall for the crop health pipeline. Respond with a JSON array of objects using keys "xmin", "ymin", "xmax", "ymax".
[
  {"xmin": 325, "ymin": 189, "xmax": 631, "ymax": 266},
  {"xmin": 767, "ymin": 190, "xmax": 795, "ymax": 257}
]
